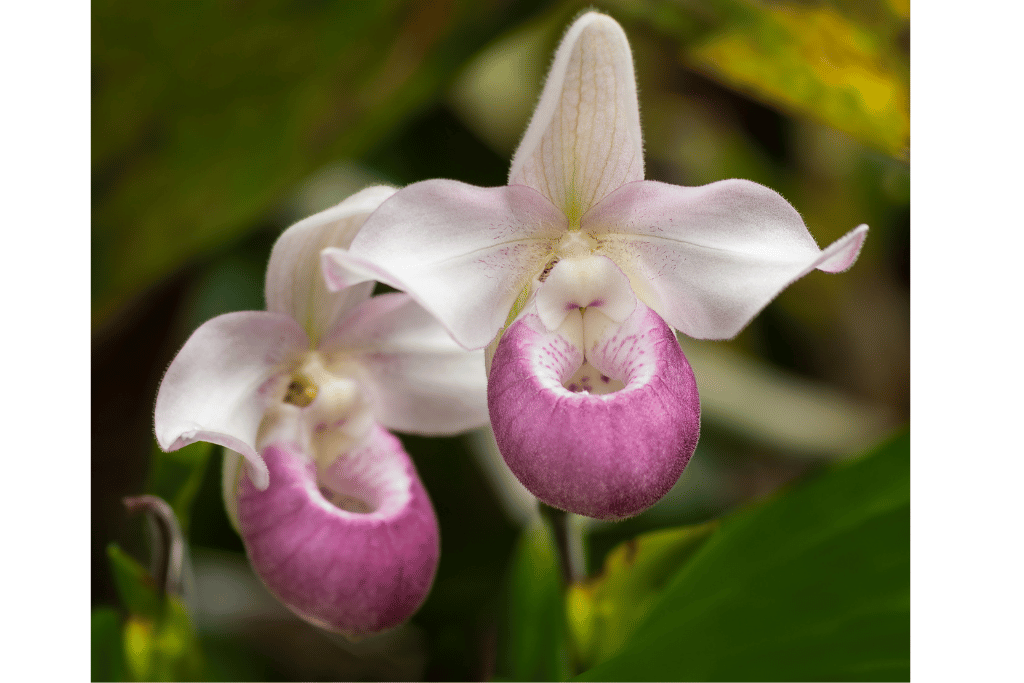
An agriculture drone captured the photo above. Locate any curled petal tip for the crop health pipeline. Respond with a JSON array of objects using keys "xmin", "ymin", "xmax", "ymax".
[
  {"xmin": 236, "ymin": 428, "xmax": 439, "ymax": 636},
  {"xmin": 153, "ymin": 311, "xmax": 307, "ymax": 487},
  {"xmin": 488, "ymin": 303, "xmax": 699, "ymax": 520},
  {"xmin": 243, "ymin": 457, "xmax": 271, "ymax": 491},
  {"xmin": 816, "ymin": 224, "xmax": 868, "ymax": 273}
]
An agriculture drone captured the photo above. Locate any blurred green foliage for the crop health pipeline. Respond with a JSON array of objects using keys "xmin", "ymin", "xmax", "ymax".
[
  {"xmin": 567, "ymin": 521, "xmax": 718, "ymax": 670},
  {"xmin": 93, "ymin": 0, "xmax": 548, "ymax": 327},
  {"xmin": 143, "ymin": 441, "xmax": 212, "ymax": 535},
  {"xmin": 500, "ymin": 519, "xmax": 572, "ymax": 681},
  {"xmin": 607, "ymin": 0, "xmax": 909, "ymax": 158},
  {"xmin": 92, "ymin": 607, "xmax": 127, "ymax": 682},
  {"xmin": 691, "ymin": 3, "xmax": 909, "ymax": 158},
  {"xmin": 106, "ymin": 544, "xmax": 204, "ymax": 681}
]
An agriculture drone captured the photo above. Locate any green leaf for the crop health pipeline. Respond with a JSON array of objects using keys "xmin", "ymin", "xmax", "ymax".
[
  {"xmin": 577, "ymin": 430, "xmax": 909, "ymax": 682},
  {"xmin": 107, "ymin": 544, "xmax": 205, "ymax": 681},
  {"xmin": 123, "ymin": 598, "xmax": 204, "ymax": 682},
  {"xmin": 144, "ymin": 441, "xmax": 213, "ymax": 535},
  {"xmin": 107, "ymin": 544, "xmax": 163, "ymax": 621},
  {"xmin": 687, "ymin": 2, "xmax": 909, "ymax": 158},
  {"xmin": 501, "ymin": 519, "xmax": 572, "ymax": 682},
  {"xmin": 92, "ymin": 607, "xmax": 126, "ymax": 682},
  {"xmin": 567, "ymin": 521, "xmax": 718, "ymax": 670},
  {"xmin": 92, "ymin": 0, "xmax": 551, "ymax": 328}
]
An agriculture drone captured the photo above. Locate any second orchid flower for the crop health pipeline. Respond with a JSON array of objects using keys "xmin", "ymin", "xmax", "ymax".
[{"xmin": 155, "ymin": 187, "xmax": 489, "ymax": 636}]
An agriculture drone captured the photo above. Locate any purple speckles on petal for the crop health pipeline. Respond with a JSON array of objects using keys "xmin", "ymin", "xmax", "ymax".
[
  {"xmin": 487, "ymin": 303, "xmax": 699, "ymax": 520},
  {"xmin": 235, "ymin": 427, "xmax": 439, "ymax": 636}
]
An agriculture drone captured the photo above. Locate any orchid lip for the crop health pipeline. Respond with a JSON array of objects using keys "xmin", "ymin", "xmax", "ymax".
[
  {"xmin": 487, "ymin": 302, "xmax": 700, "ymax": 520},
  {"xmin": 235, "ymin": 427, "xmax": 439, "ymax": 637}
]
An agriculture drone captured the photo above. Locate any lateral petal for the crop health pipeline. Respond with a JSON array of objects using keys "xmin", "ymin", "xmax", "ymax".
[
  {"xmin": 154, "ymin": 311, "xmax": 309, "ymax": 490},
  {"xmin": 265, "ymin": 186, "xmax": 396, "ymax": 346},
  {"xmin": 344, "ymin": 180, "xmax": 563, "ymax": 349},
  {"xmin": 587, "ymin": 179, "xmax": 868, "ymax": 339},
  {"xmin": 509, "ymin": 12, "xmax": 643, "ymax": 224},
  {"xmin": 236, "ymin": 428, "xmax": 439, "ymax": 637},
  {"xmin": 487, "ymin": 303, "xmax": 699, "ymax": 519},
  {"xmin": 321, "ymin": 293, "xmax": 489, "ymax": 435}
]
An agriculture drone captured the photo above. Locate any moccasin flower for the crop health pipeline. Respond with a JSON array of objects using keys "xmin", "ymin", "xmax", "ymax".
[
  {"xmin": 324, "ymin": 13, "xmax": 867, "ymax": 520},
  {"xmin": 154, "ymin": 186, "xmax": 488, "ymax": 636}
]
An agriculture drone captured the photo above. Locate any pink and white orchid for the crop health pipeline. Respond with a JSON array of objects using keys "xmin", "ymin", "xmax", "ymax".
[
  {"xmin": 324, "ymin": 13, "xmax": 867, "ymax": 520},
  {"xmin": 154, "ymin": 186, "xmax": 488, "ymax": 636}
]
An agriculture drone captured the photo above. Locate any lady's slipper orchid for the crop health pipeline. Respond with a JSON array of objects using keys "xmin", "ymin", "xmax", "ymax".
[
  {"xmin": 324, "ymin": 13, "xmax": 866, "ymax": 520},
  {"xmin": 154, "ymin": 186, "xmax": 488, "ymax": 636}
]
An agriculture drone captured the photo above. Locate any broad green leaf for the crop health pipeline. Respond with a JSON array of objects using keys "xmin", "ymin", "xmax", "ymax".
[
  {"xmin": 500, "ymin": 519, "xmax": 572, "ymax": 682},
  {"xmin": 577, "ymin": 430, "xmax": 909, "ymax": 681},
  {"xmin": 144, "ymin": 441, "xmax": 212, "ymax": 535},
  {"xmin": 92, "ymin": 607, "xmax": 126, "ymax": 682},
  {"xmin": 688, "ymin": 2, "xmax": 909, "ymax": 158},
  {"xmin": 567, "ymin": 522, "xmax": 717, "ymax": 670},
  {"xmin": 92, "ymin": 0, "xmax": 550, "ymax": 328}
]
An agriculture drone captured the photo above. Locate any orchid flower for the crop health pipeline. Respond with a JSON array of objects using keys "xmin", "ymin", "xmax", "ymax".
[
  {"xmin": 154, "ymin": 186, "xmax": 488, "ymax": 636},
  {"xmin": 323, "ymin": 13, "xmax": 867, "ymax": 520}
]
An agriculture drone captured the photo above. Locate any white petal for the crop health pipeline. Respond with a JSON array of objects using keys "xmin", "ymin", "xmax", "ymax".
[
  {"xmin": 586, "ymin": 179, "xmax": 869, "ymax": 340},
  {"xmin": 344, "ymin": 180, "xmax": 564, "ymax": 349},
  {"xmin": 154, "ymin": 311, "xmax": 309, "ymax": 490},
  {"xmin": 321, "ymin": 293, "xmax": 489, "ymax": 434},
  {"xmin": 509, "ymin": 12, "xmax": 643, "ymax": 224},
  {"xmin": 534, "ymin": 253, "xmax": 636, "ymax": 330},
  {"xmin": 265, "ymin": 186, "xmax": 396, "ymax": 346}
]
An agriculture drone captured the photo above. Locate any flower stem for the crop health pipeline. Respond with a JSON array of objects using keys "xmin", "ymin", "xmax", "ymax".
[
  {"xmin": 539, "ymin": 503, "xmax": 586, "ymax": 584},
  {"xmin": 123, "ymin": 495, "xmax": 185, "ymax": 596}
]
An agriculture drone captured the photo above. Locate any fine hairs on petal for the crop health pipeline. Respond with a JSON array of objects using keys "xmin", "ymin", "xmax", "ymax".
[
  {"xmin": 584, "ymin": 179, "xmax": 870, "ymax": 340},
  {"xmin": 510, "ymin": 12, "xmax": 644, "ymax": 221}
]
